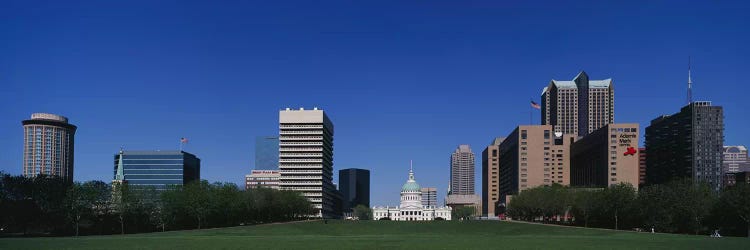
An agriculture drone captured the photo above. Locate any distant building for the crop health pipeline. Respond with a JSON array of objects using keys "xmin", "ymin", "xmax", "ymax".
[
  {"xmin": 541, "ymin": 71, "xmax": 614, "ymax": 137},
  {"xmin": 570, "ymin": 124, "xmax": 640, "ymax": 189},
  {"xmin": 645, "ymin": 102, "xmax": 724, "ymax": 191},
  {"xmin": 255, "ymin": 136, "xmax": 279, "ymax": 170},
  {"xmin": 450, "ymin": 145, "xmax": 475, "ymax": 195},
  {"xmin": 245, "ymin": 170, "xmax": 280, "ymax": 190},
  {"xmin": 445, "ymin": 194, "xmax": 481, "ymax": 217},
  {"xmin": 732, "ymin": 171, "xmax": 750, "ymax": 186},
  {"xmin": 723, "ymin": 146, "xmax": 749, "ymax": 173},
  {"xmin": 482, "ymin": 137, "xmax": 504, "ymax": 217},
  {"xmin": 113, "ymin": 150, "xmax": 200, "ymax": 191},
  {"xmin": 22, "ymin": 113, "xmax": 77, "ymax": 182},
  {"xmin": 372, "ymin": 167, "xmax": 451, "ymax": 221},
  {"xmin": 420, "ymin": 187, "xmax": 437, "ymax": 207},
  {"xmin": 338, "ymin": 168, "xmax": 370, "ymax": 213},
  {"xmin": 279, "ymin": 107, "xmax": 337, "ymax": 218},
  {"xmin": 638, "ymin": 147, "xmax": 647, "ymax": 187}
]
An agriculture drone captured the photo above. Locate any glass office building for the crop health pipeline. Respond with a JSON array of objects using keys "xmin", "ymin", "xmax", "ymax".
[
  {"xmin": 113, "ymin": 150, "xmax": 200, "ymax": 191},
  {"xmin": 255, "ymin": 136, "xmax": 279, "ymax": 170}
]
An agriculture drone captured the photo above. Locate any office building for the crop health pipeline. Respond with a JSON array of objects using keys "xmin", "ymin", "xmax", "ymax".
[
  {"xmin": 450, "ymin": 145, "xmax": 475, "ymax": 195},
  {"xmin": 245, "ymin": 170, "xmax": 280, "ymax": 189},
  {"xmin": 497, "ymin": 125, "xmax": 575, "ymax": 203},
  {"xmin": 570, "ymin": 124, "xmax": 640, "ymax": 189},
  {"xmin": 723, "ymin": 146, "xmax": 749, "ymax": 173},
  {"xmin": 639, "ymin": 147, "xmax": 647, "ymax": 186},
  {"xmin": 22, "ymin": 113, "xmax": 77, "ymax": 182},
  {"xmin": 482, "ymin": 137, "xmax": 504, "ymax": 217},
  {"xmin": 445, "ymin": 194, "xmax": 482, "ymax": 217},
  {"xmin": 420, "ymin": 187, "xmax": 437, "ymax": 207},
  {"xmin": 255, "ymin": 136, "xmax": 279, "ymax": 170},
  {"xmin": 541, "ymin": 71, "xmax": 614, "ymax": 136},
  {"xmin": 372, "ymin": 167, "xmax": 452, "ymax": 221},
  {"xmin": 278, "ymin": 107, "xmax": 337, "ymax": 218},
  {"xmin": 645, "ymin": 102, "xmax": 724, "ymax": 191},
  {"xmin": 113, "ymin": 150, "xmax": 200, "ymax": 191},
  {"xmin": 339, "ymin": 168, "xmax": 370, "ymax": 213}
]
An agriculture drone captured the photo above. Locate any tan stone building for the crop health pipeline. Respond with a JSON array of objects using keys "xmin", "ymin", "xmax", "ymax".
[
  {"xmin": 492, "ymin": 124, "xmax": 640, "ymax": 208},
  {"xmin": 571, "ymin": 123, "xmax": 640, "ymax": 189},
  {"xmin": 496, "ymin": 125, "xmax": 575, "ymax": 204},
  {"xmin": 481, "ymin": 138, "xmax": 503, "ymax": 217},
  {"xmin": 541, "ymin": 71, "xmax": 614, "ymax": 137}
]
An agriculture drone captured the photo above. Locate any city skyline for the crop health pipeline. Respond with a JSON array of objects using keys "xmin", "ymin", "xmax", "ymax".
[{"xmin": 2, "ymin": 2, "xmax": 750, "ymax": 206}]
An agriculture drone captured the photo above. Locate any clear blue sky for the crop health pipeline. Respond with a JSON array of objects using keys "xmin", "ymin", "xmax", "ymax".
[{"xmin": 1, "ymin": 1, "xmax": 748, "ymax": 206}]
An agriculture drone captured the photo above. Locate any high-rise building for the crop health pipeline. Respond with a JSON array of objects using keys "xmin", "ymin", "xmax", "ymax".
[
  {"xmin": 245, "ymin": 170, "xmax": 280, "ymax": 190},
  {"xmin": 645, "ymin": 102, "xmax": 724, "ymax": 191},
  {"xmin": 497, "ymin": 125, "xmax": 576, "ymax": 204},
  {"xmin": 338, "ymin": 168, "xmax": 370, "ymax": 213},
  {"xmin": 278, "ymin": 107, "xmax": 336, "ymax": 218},
  {"xmin": 113, "ymin": 150, "xmax": 200, "ymax": 191},
  {"xmin": 450, "ymin": 145, "xmax": 475, "ymax": 195},
  {"xmin": 420, "ymin": 187, "xmax": 437, "ymax": 207},
  {"xmin": 570, "ymin": 124, "xmax": 640, "ymax": 189},
  {"xmin": 482, "ymin": 137, "xmax": 504, "ymax": 217},
  {"xmin": 638, "ymin": 147, "xmax": 647, "ymax": 186},
  {"xmin": 541, "ymin": 71, "xmax": 614, "ymax": 136},
  {"xmin": 255, "ymin": 136, "xmax": 279, "ymax": 170},
  {"xmin": 723, "ymin": 146, "xmax": 749, "ymax": 173},
  {"xmin": 22, "ymin": 113, "xmax": 77, "ymax": 182}
]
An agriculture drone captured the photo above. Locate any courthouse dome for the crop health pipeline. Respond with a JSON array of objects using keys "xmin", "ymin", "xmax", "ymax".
[{"xmin": 401, "ymin": 168, "xmax": 421, "ymax": 192}]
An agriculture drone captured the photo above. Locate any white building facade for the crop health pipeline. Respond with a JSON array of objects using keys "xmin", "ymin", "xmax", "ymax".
[{"xmin": 373, "ymin": 167, "xmax": 451, "ymax": 221}]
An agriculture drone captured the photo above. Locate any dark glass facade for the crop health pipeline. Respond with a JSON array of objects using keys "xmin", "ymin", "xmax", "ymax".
[
  {"xmin": 338, "ymin": 168, "xmax": 370, "ymax": 212},
  {"xmin": 114, "ymin": 150, "xmax": 200, "ymax": 191},
  {"xmin": 255, "ymin": 136, "xmax": 279, "ymax": 170},
  {"xmin": 645, "ymin": 102, "xmax": 724, "ymax": 191}
]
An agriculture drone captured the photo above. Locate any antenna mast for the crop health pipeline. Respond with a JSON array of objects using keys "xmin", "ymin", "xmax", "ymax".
[{"xmin": 687, "ymin": 56, "xmax": 693, "ymax": 105}]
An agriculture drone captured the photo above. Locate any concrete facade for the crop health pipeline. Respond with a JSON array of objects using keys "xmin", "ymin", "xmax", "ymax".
[
  {"xmin": 22, "ymin": 113, "xmax": 77, "ymax": 182},
  {"xmin": 420, "ymin": 187, "xmax": 437, "ymax": 207},
  {"xmin": 541, "ymin": 71, "xmax": 614, "ymax": 137},
  {"xmin": 723, "ymin": 146, "xmax": 749, "ymax": 174},
  {"xmin": 482, "ymin": 137, "xmax": 503, "ymax": 217},
  {"xmin": 245, "ymin": 170, "xmax": 280, "ymax": 190},
  {"xmin": 571, "ymin": 124, "xmax": 640, "ymax": 189},
  {"xmin": 278, "ymin": 107, "xmax": 337, "ymax": 218},
  {"xmin": 450, "ymin": 145, "xmax": 475, "ymax": 195}
]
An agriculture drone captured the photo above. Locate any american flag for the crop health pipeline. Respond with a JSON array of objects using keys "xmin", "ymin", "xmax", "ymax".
[
  {"xmin": 531, "ymin": 100, "xmax": 541, "ymax": 110},
  {"xmin": 180, "ymin": 137, "xmax": 188, "ymax": 144}
]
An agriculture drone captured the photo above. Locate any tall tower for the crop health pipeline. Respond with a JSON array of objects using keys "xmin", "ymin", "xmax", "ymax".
[
  {"xmin": 22, "ymin": 113, "xmax": 77, "ymax": 182},
  {"xmin": 278, "ymin": 107, "xmax": 336, "ymax": 218},
  {"xmin": 687, "ymin": 57, "xmax": 693, "ymax": 104},
  {"xmin": 541, "ymin": 71, "xmax": 614, "ymax": 136},
  {"xmin": 450, "ymin": 145, "xmax": 475, "ymax": 195}
]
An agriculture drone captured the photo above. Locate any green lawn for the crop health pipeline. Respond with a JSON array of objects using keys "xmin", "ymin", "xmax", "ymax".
[{"xmin": 1, "ymin": 220, "xmax": 747, "ymax": 249}]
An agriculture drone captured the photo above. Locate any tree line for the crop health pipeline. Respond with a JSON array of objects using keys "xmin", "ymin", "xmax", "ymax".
[
  {"xmin": 0, "ymin": 172, "xmax": 315, "ymax": 236},
  {"xmin": 505, "ymin": 180, "xmax": 750, "ymax": 237}
]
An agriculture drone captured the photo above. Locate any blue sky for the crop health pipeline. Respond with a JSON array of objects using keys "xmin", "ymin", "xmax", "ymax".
[{"xmin": 1, "ymin": 1, "xmax": 748, "ymax": 206}]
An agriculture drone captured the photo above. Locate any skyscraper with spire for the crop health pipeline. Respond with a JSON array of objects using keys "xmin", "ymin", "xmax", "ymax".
[{"xmin": 687, "ymin": 57, "xmax": 693, "ymax": 104}]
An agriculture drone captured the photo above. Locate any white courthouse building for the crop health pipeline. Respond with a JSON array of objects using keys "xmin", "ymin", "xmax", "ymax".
[{"xmin": 373, "ymin": 167, "xmax": 452, "ymax": 221}]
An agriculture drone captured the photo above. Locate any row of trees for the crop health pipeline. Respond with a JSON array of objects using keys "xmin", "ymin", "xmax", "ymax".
[
  {"xmin": 506, "ymin": 180, "xmax": 750, "ymax": 237},
  {"xmin": 0, "ymin": 173, "xmax": 315, "ymax": 236}
]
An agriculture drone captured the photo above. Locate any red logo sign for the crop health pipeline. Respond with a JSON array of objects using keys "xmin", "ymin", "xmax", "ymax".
[{"xmin": 624, "ymin": 147, "xmax": 637, "ymax": 156}]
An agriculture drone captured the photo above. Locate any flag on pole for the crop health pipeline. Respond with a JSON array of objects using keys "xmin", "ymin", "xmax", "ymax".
[
  {"xmin": 180, "ymin": 137, "xmax": 188, "ymax": 144},
  {"xmin": 531, "ymin": 100, "xmax": 541, "ymax": 110}
]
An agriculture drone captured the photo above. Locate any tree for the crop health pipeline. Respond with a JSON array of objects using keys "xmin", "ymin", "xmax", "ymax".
[
  {"xmin": 571, "ymin": 189, "xmax": 601, "ymax": 228},
  {"xmin": 601, "ymin": 183, "xmax": 636, "ymax": 230},
  {"xmin": 183, "ymin": 180, "xmax": 213, "ymax": 229},
  {"xmin": 452, "ymin": 206, "xmax": 475, "ymax": 220},
  {"xmin": 718, "ymin": 183, "xmax": 750, "ymax": 237},
  {"xmin": 353, "ymin": 204, "xmax": 372, "ymax": 220}
]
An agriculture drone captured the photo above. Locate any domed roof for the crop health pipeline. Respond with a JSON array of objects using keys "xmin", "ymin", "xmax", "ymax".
[{"xmin": 401, "ymin": 168, "xmax": 421, "ymax": 192}]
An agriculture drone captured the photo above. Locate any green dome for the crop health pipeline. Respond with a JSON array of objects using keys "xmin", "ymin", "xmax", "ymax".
[
  {"xmin": 401, "ymin": 181, "xmax": 421, "ymax": 192},
  {"xmin": 401, "ymin": 169, "xmax": 421, "ymax": 192}
]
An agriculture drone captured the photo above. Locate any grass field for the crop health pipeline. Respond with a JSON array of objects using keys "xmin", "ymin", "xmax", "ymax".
[{"xmin": 1, "ymin": 220, "xmax": 747, "ymax": 249}]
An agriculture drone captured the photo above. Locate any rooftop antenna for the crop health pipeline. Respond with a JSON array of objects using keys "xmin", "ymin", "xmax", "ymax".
[{"xmin": 687, "ymin": 56, "xmax": 693, "ymax": 104}]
